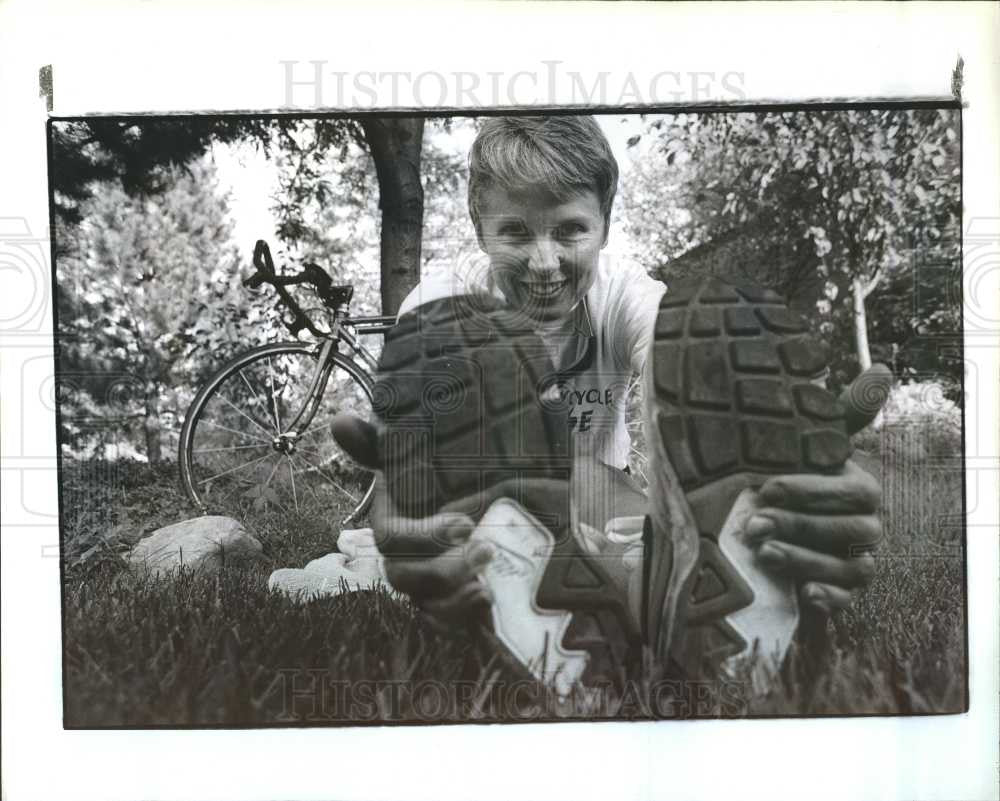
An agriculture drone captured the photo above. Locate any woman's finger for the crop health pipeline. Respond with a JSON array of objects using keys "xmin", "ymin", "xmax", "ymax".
[
  {"xmin": 420, "ymin": 580, "xmax": 494, "ymax": 625},
  {"xmin": 799, "ymin": 581, "xmax": 855, "ymax": 614},
  {"xmin": 839, "ymin": 363, "xmax": 893, "ymax": 435},
  {"xmin": 330, "ymin": 412, "xmax": 381, "ymax": 470},
  {"xmin": 383, "ymin": 541, "xmax": 494, "ymax": 599},
  {"xmin": 376, "ymin": 512, "xmax": 478, "ymax": 557},
  {"xmin": 370, "ymin": 479, "xmax": 476, "ymax": 556},
  {"xmin": 744, "ymin": 509, "xmax": 883, "ymax": 555},
  {"xmin": 756, "ymin": 540, "xmax": 876, "ymax": 589},
  {"xmin": 758, "ymin": 460, "xmax": 881, "ymax": 515},
  {"xmin": 438, "ymin": 477, "xmax": 572, "ymax": 531}
]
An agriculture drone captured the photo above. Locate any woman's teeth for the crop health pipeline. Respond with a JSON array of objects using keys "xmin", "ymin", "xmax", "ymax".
[{"xmin": 522, "ymin": 280, "xmax": 566, "ymax": 298}]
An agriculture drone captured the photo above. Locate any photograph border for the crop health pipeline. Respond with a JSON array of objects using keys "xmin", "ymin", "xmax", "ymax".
[
  {"xmin": 46, "ymin": 97, "xmax": 969, "ymax": 729},
  {"xmin": 3, "ymin": 3, "xmax": 997, "ymax": 800}
]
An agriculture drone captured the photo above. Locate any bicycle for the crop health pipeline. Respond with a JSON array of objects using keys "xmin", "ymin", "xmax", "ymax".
[{"xmin": 178, "ymin": 240, "xmax": 395, "ymax": 525}]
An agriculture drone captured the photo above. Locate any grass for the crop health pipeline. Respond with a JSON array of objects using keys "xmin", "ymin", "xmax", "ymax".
[{"xmin": 60, "ymin": 422, "xmax": 967, "ymax": 726}]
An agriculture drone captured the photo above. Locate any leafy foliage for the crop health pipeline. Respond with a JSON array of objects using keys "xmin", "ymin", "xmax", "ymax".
[
  {"xmin": 266, "ymin": 119, "xmax": 382, "ymax": 318},
  {"xmin": 268, "ymin": 119, "xmax": 367, "ymax": 256},
  {"xmin": 419, "ymin": 120, "xmax": 481, "ymax": 289},
  {"xmin": 51, "ymin": 117, "xmax": 288, "ymax": 229},
  {"xmin": 56, "ymin": 157, "xmax": 278, "ymax": 462},
  {"xmin": 264, "ymin": 117, "xmax": 474, "ymax": 318},
  {"xmin": 620, "ymin": 109, "xmax": 961, "ymax": 392}
]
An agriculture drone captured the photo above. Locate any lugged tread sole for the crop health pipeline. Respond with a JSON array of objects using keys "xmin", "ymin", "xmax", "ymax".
[
  {"xmin": 645, "ymin": 276, "xmax": 851, "ymax": 678},
  {"xmin": 374, "ymin": 296, "xmax": 639, "ymax": 690},
  {"xmin": 375, "ymin": 299, "xmax": 572, "ymax": 522}
]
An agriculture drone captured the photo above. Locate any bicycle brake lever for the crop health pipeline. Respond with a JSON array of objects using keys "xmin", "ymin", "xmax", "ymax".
[
  {"xmin": 253, "ymin": 240, "xmax": 277, "ymax": 274},
  {"xmin": 247, "ymin": 240, "xmax": 279, "ymax": 289}
]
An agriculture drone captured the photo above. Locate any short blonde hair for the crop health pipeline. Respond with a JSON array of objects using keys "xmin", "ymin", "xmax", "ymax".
[{"xmin": 468, "ymin": 115, "xmax": 619, "ymax": 233}]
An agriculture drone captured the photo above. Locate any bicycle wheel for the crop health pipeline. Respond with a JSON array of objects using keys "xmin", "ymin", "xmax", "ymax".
[{"xmin": 179, "ymin": 342, "xmax": 376, "ymax": 524}]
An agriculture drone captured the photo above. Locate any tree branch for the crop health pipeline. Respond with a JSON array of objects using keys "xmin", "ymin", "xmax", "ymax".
[{"xmin": 863, "ymin": 265, "xmax": 885, "ymax": 298}]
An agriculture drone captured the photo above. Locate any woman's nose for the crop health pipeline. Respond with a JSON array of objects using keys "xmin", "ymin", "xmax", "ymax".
[{"xmin": 527, "ymin": 239, "xmax": 562, "ymax": 275}]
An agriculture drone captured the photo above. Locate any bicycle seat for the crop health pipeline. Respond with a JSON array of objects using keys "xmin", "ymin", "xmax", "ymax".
[{"xmin": 322, "ymin": 284, "xmax": 354, "ymax": 309}]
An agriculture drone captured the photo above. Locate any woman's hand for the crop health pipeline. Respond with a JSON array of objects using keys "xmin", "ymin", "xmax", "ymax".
[
  {"xmin": 332, "ymin": 413, "xmax": 572, "ymax": 626},
  {"xmin": 751, "ymin": 364, "xmax": 892, "ymax": 614},
  {"xmin": 753, "ymin": 459, "xmax": 881, "ymax": 614}
]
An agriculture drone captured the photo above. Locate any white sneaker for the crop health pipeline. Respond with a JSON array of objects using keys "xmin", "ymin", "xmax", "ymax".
[{"xmin": 268, "ymin": 528, "xmax": 391, "ymax": 600}]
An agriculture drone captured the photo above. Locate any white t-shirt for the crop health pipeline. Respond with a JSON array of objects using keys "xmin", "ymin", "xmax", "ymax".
[{"xmin": 398, "ymin": 252, "xmax": 666, "ymax": 469}]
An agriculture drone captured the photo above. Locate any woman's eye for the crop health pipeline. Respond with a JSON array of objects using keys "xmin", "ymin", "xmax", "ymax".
[
  {"xmin": 498, "ymin": 223, "xmax": 529, "ymax": 238},
  {"xmin": 556, "ymin": 223, "xmax": 586, "ymax": 238}
]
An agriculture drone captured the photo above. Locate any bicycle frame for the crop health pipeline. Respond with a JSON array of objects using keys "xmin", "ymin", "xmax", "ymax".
[
  {"xmin": 180, "ymin": 241, "xmax": 397, "ymax": 524},
  {"xmin": 277, "ymin": 317, "xmax": 393, "ymax": 442},
  {"xmin": 337, "ymin": 317, "xmax": 395, "ymax": 372},
  {"xmin": 280, "ymin": 338, "xmax": 342, "ymax": 436},
  {"xmin": 239, "ymin": 239, "xmax": 396, "ymax": 449}
]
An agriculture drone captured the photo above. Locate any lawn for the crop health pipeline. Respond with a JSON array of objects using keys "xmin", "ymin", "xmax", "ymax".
[{"xmin": 60, "ymin": 421, "xmax": 967, "ymax": 727}]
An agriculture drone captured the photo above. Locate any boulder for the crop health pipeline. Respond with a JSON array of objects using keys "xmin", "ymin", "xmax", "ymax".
[{"xmin": 128, "ymin": 515, "xmax": 263, "ymax": 577}]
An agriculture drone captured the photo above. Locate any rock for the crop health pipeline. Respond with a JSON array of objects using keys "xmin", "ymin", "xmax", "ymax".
[{"xmin": 128, "ymin": 515, "xmax": 263, "ymax": 577}]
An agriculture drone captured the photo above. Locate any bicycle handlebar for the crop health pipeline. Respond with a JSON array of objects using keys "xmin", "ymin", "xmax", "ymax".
[{"xmin": 244, "ymin": 240, "xmax": 332, "ymax": 338}]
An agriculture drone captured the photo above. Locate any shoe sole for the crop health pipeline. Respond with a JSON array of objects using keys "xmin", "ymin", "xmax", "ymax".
[
  {"xmin": 643, "ymin": 277, "xmax": 851, "ymax": 679},
  {"xmin": 374, "ymin": 296, "xmax": 639, "ymax": 695}
]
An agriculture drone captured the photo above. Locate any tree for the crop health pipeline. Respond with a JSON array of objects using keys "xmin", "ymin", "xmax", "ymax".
[
  {"xmin": 266, "ymin": 119, "xmax": 382, "ymax": 317},
  {"xmin": 418, "ymin": 119, "xmax": 476, "ymax": 280},
  {"xmin": 57, "ymin": 157, "xmax": 270, "ymax": 462},
  {"xmin": 54, "ymin": 115, "xmax": 434, "ymax": 316},
  {"xmin": 620, "ymin": 109, "xmax": 961, "ymax": 392},
  {"xmin": 51, "ymin": 118, "xmax": 283, "ymax": 229},
  {"xmin": 267, "ymin": 117, "xmax": 471, "ymax": 316},
  {"xmin": 362, "ymin": 118, "xmax": 425, "ymax": 315}
]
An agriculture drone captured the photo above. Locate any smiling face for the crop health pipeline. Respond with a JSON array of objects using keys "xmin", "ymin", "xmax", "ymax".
[{"xmin": 475, "ymin": 185, "xmax": 608, "ymax": 324}]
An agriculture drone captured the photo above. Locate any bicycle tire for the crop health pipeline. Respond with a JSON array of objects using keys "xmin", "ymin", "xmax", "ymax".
[{"xmin": 178, "ymin": 342, "xmax": 376, "ymax": 525}]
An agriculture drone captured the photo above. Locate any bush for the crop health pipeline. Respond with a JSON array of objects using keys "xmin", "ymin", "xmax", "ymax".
[{"xmin": 852, "ymin": 380, "xmax": 962, "ymax": 461}]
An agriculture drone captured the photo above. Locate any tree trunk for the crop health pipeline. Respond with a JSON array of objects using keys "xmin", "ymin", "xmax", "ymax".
[
  {"xmin": 852, "ymin": 273, "xmax": 886, "ymax": 429},
  {"xmin": 144, "ymin": 381, "xmax": 162, "ymax": 464},
  {"xmin": 852, "ymin": 276, "xmax": 873, "ymax": 372},
  {"xmin": 361, "ymin": 117, "xmax": 425, "ymax": 316}
]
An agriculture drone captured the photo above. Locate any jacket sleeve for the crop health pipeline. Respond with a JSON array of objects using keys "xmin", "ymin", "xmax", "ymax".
[
  {"xmin": 604, "ymin": 259, "xmax": 666, "ymax": 375},
  {"xmin": 396, "ymin": 273, "xmax": 459, "ymax": 320}
]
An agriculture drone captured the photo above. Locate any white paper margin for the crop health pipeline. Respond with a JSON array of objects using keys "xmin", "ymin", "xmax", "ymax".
[{"xmin": 1, "ymin": 2, "xmax": 997, "ymax": 800}]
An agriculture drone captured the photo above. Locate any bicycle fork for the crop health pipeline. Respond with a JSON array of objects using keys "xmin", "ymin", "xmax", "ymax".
[{"xmin": 269, "ymin": 338, "xmax": 340, "ymax": 457}]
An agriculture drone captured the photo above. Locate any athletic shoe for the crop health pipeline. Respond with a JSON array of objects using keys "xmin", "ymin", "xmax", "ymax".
[
  {"xmin": 642, "ymin": 276, "xmax": 852, "ymax": 680},
  {"xmin": 372, "ymin": 295, "xmax": 640, "ymax": 698}
]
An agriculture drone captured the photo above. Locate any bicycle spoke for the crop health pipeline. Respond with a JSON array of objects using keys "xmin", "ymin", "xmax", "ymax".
[
  {"xmin": 290, "ymin": 443, "xmax": 337, "ymax": 461},
  {"xmin": 289, "ymin": 454, "xmax": 328, "ymax": 506},
  {"xmin": 259, "ymin": 456, "xmax": 287, "ymax": 514},
  {"xmin": 267, "ymin": 356, "xmax": 283, "ymax": 436},
  {"xmin": 291, "ymin": 453, "xmax": 360, "ymax": 503},
  {"xmin": 291, "ymin": 446, "xmax": 359, "ymax": 477},
  {"xmin": 183, "ymin": 342, "xmax": 377, "ymax": 525},
  {"xmin": 194, "ymin": 443, "xmax": 270, "ymax": 455},
  {"xmin": 287, "ymin": 459, "xmax": 299, "ymax": 513},
  {"xmin": 213, "ymin": 472, "xmax": 258, "ymax": 510},
  {"xmin": 238, "ymin": 368, "xmax": 272, "ymax": 418},
  {"xmin": 216, "ymin": 392, "xmax": 275, "ymax": 439},
  {"xmin": 196, "ymin": 450, "xmax": 275, "ymax": 486},
  {"xmin": 294, "ymin": 420, "xmax": 336, "ymax": 443},
  {"xmin": 196, "ymin": 418, "xmax": 272, "ymax": 445}
]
